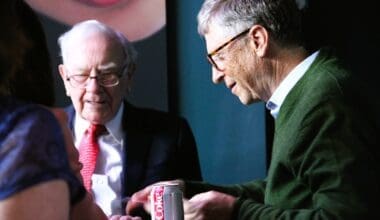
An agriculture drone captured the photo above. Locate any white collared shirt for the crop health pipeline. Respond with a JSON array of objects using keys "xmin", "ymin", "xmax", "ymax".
[
  {"xmin": 266, "ymin": 50, "xmax": 319, "ymax": 119},
  {"xmin": 74, "ymin": 103, "xmax": 124, "ymax": 216}
]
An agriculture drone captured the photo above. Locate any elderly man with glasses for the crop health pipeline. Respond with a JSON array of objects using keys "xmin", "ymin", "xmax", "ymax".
[
  {"xmin": 126, "ymin": 0, "xmax": 379, "ymax": 219},
  {"xmin": 57, "ymin": 20, "xmax": 202, "ymax": 218}
]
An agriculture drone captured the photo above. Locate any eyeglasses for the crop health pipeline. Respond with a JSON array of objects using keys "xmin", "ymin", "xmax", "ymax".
[
  {"xmin": 207, "ymin": 28, "xmax": 250, "ymax": 71},
  {"xmin": 65, "ymin": 64, "xmax": 126, "ymax": 88}
]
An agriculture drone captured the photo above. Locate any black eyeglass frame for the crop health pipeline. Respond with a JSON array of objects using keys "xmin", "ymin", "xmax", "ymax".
[
  {"xmin": 207, "ymin": 28, "xmax": 250, "ymax": 71},
  {"xmin": 65, "ymin": 63, "xmax": 128, "ymax": 88}
]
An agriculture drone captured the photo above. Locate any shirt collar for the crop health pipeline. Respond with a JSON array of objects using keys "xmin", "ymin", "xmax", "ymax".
[
  {"xmin": 106, "ymin": 102, "xmax": 124, "ymax": 143},
  {"xmin": 74, "ymin": 102, "xmax": 124, "ymax": 143},
  {"xmin": 266, "ymin": 50, "xmax": 319, "ymax": 119}
]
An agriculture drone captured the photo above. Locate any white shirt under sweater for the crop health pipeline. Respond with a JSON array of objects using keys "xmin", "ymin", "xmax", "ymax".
[
  {"xmin": 74, "ymin": 103, "xmax": 124, "ymax": 216},
  {"xmin": 266, "ymin": 50, "xmax": 319, "ymax": 119}
]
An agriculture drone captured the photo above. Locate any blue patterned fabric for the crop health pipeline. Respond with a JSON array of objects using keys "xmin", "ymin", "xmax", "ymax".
[{"xmin": 0, "ymin": 97, "xmax": 85, "ymax": 204}]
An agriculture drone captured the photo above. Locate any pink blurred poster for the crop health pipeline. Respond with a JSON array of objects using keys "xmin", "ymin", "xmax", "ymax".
[{"xmin": 25, "ymin": 0, "xmax": 166, "ymax": 42}]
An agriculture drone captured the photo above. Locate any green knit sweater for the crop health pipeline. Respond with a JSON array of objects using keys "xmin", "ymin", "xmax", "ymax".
[{"xmin": 185, "ymin": 49, "xmax": 379, "ymax": 219}]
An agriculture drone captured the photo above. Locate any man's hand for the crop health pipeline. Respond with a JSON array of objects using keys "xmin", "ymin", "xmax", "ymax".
[{"xmin": 183, "ymin": 191, "xmax": 236, "ymax": 220}]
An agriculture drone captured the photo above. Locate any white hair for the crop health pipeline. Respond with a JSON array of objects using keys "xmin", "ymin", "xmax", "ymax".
[
  {"xmin": 197, "ymin": 0, "xmax": 304, "ymax": 47},
  {"xmin": 58, "ymin": 19, "xmax": 137, "ymax": 74}
]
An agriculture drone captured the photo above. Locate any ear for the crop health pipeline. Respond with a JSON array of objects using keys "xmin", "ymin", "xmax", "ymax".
[
  {"xmin": 58, "ymin": 64, "xmax": 67, "ymax": 80},
  {"xmin": 58, "ymin": 64, "xmax": 71, "ymax": 97},
  {"xmin": 248, "ymin": 25, "xmax": 269, "ymax": 57}
]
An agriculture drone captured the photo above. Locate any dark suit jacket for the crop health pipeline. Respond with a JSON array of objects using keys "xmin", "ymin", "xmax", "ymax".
[{"xmin": 66, "ymin": 101, "xmax": 202, "ymax": 216}]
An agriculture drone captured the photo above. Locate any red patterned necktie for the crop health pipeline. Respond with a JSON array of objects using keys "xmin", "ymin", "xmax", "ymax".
[{"xmin": 78, "ymin": 124, "xmax": 105, "ymax": 191}]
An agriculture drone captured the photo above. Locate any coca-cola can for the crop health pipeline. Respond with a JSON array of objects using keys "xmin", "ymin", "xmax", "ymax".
[{"xmin": 150, "ymin": 183, "xmax": 184, "ymax": 220}]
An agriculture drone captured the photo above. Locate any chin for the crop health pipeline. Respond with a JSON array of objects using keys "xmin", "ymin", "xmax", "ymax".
[
  {"xmin": 237, "ymin": 98, "xmax": 249, "ymax": 105},
  {"xmin": 237, "ymin": 94, "xmax": 255, "ymax": 105},
  {"xmin": 82, "ymin": 114, "xmax": 106, "ymax": 125}
]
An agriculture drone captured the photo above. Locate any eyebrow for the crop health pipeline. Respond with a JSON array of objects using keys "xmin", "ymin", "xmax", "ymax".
[
  {"xmin": 72, "ymin": 63, "xmax": 120, "ymax": 73},
  {"xmin": 98, "ymin": 63, "xmax": 119, "ymax": 70}
]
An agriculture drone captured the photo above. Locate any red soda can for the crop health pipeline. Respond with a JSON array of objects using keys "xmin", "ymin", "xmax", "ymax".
[{"xmin": 150, "ymin": 183, "xmax": 184, "ymax": 220}]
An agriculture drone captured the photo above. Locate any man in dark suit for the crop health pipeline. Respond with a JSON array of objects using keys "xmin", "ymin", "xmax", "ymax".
[{"xmin": 57, "ymin": 20, "xmax": 202, "ymax": 217}]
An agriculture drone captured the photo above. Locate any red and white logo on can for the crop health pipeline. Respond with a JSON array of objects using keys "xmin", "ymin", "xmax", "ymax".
[{"xmin": 150, "ymin": 183, "xmax": 184, "ymax": 220}]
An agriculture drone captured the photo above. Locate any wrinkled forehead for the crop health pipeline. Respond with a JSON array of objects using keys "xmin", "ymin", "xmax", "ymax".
[{"xmin": 64, "ymin": 34, "xmax": 126, "ymax": 69}]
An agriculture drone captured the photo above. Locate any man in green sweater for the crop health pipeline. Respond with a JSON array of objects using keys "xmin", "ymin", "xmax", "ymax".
[{"xmin": 125, "ymin": 0, "xmax": 379, "ymax": 219}]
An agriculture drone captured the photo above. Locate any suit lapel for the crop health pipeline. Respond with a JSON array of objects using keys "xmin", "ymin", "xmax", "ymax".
[{"xmin": 121, "ymin": 102, "xmax": 152, "ymax": 196}]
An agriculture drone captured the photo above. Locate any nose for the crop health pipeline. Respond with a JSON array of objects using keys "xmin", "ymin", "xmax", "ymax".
[
  {"xmin": 85, "ymin": 76, "xmax": 102, "ymax": 91},
  {"xmin": 83, "ymin": 67, "xmax": 102, "ymax": 91},
  {"xmin": 212, "ymin": 68, "xmax": 224, "ymax": 84}
]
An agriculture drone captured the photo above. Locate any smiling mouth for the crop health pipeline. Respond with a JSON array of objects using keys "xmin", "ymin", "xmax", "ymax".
[
  {"xmin": 227, "ymin": 82, "xmax": 236, "ymax": 90},
  {"xmin": 85, "ymin": 100, "xmax": 106, "ymax": 105},
  {"xmin": 75, "ymin": 0, "xmax": 122, "ymax": 7}
]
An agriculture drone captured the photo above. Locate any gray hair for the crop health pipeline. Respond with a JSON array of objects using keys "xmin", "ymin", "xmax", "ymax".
[
  {"xmin": 58, "ymin": 20, "xmax": 137, "ymax": 74},
  {"xmin": 197, "ymin": 0, "xmax": 304, "ymax": 46}
]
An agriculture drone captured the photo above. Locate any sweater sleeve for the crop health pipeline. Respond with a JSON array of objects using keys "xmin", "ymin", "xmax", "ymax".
[{"xmin": 184, "ymin": 179, "xmax": 266, "ymax": 202}]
